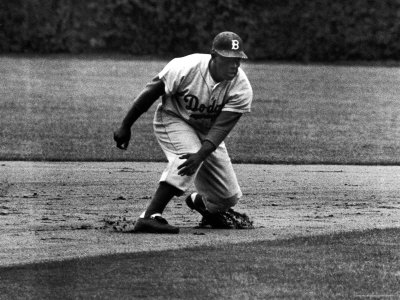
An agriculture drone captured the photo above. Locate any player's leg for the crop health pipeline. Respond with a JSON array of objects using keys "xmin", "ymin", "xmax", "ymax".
[
  {"xmin": 185, "ymin": 142, "xmax": 242, "ymax": 227},
  {"xmin": 195, "ymin": 142, "xmax": 241, "ymax": 212},
  {"xmin": 142, "ymin": 182, "xmax": 182, "ymax": 218},
  {"xmin": 133, "ymin": 106, "xmax": 202, "ymax": 233},
  {"xmin": 133, "ymin": 180, "xmax": 183, "ymax": 234}
]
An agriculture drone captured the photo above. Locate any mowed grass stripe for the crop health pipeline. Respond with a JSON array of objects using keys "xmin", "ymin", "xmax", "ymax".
[
  {"xmin": 0, "ymin": 228, "xmax": 399, "ymax": 299},
  {"xmin": 1, "ymin": 56, "xmax": 400, "ymax": 164}
]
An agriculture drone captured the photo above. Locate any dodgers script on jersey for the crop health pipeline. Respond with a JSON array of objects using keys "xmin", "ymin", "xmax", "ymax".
[{"xmin": 157, "ymin": 54, "xmax": 253, "ymax": 134}]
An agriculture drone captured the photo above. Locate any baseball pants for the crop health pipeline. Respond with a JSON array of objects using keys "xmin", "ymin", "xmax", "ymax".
[{"xmin": 153, "ymin": 105, "xmax": 242, "ymax": 213}]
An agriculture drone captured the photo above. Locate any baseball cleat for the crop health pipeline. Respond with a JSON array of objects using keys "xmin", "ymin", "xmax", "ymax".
[
  {"xmin": 199, "ymin": 213, "xmax": 234, "ymax": 229},
  {"xmin": 133, "ymin": 214, "xmax": 179, "ymax": 234},
  {"xmin": 198, "ymin": 209, "xmax": 255, "ymax": 229},
  {"xmin": 185, "ymin": 193, "xmax": 209, "ymax": 217}
]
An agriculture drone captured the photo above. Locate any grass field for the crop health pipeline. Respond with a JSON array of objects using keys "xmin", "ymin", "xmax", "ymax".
[
  {"xmin": 1, "ymin": 55, "xmax": 400, "ymax": 164},
  {"xmin": 1, "ymin": 228, "xmax": 399, "ymax": 299}
]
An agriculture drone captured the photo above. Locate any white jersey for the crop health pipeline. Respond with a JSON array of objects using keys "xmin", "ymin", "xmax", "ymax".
[{"xmin": 158, "ymin": 53, "xmax": 253, "ymax": 134}]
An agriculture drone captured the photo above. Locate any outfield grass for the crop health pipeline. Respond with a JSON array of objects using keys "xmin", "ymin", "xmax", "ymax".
[
  {"xmin": 1, "ymin": 55, "xmax": 400, "ymax": 164},
  {"xmin": 1, "ymin": 228, "xmax": 399, "ymax": 299}
]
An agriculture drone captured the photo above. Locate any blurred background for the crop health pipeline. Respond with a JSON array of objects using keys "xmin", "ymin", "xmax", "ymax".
[
  {"xmin": 1, "ymin": 0, "xmax": 400, "ymax": 62},
  {"xmin": 1, "ymin": 0, "xmax": 400, "ymax": 164}
]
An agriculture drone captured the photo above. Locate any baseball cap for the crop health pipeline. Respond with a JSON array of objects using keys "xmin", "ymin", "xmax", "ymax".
[{"xmin": 211, "ymin": 31, "xmax": 248, "ymax": 59}]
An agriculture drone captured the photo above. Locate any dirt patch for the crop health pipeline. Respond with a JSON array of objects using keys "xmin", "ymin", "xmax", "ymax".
[{"xmin": 1, "ymin": 162, "xmax": 399, "ymax": 267}]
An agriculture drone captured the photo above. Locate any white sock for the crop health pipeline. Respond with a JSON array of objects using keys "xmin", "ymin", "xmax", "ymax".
[
  {"xmin": 190, "ymin": 192, "xmax": 198, "ymax": 203},
  {"xmin": 140, "ymin": 211, "xmax": 162, "ymax": 219},
  {"xmin": 150, "ymin": 213, "xmax": 162, "ymax": 219}
]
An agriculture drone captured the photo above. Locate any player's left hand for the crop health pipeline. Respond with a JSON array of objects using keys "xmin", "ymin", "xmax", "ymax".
[
  {"xmin": 113, "ymin": 126, "xmax": 131, "ymax": 150},
  {"xmin": 177, "ymin": 153, "xmax": 203, "ymax": 176}
]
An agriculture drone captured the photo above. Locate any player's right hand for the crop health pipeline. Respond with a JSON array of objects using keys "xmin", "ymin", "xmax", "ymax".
[
  {"xmin": 113, "ymin": 126, "xmax": 131, "ymax": 150},
  {"xmin": 177, "ymin": 153, "xmax": 203, "ymax": 176}
]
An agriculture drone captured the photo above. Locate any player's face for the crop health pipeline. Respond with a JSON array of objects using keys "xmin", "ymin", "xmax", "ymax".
[{"xmin": 213, "ymin": 55, "xmax": 241, "ymax": 81}]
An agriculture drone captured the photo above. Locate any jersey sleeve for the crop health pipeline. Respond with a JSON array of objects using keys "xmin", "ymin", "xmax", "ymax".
[
  {"xmin": 157, "ymin": 58, "xmax": 185, "ymax": 95},
  {"xmin": 222, "ymin": 70, "xmax": 253, "ymax": 114}
]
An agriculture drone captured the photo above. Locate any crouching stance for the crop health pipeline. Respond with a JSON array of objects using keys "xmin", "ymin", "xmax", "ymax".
[{"xmin": 113, "ymin": 31, "xmax": 253, "ymax": 233}]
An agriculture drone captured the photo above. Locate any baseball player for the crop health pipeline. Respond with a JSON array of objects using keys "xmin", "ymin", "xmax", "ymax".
[{"xmin": 113, "ymin": 31, "xmax": 253, "ymax": 234}]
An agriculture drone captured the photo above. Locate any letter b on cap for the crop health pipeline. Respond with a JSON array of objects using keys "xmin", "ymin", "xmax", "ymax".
[{"xmin": 232, "ymin": 40, "xmax": 239, "ymax": 50}]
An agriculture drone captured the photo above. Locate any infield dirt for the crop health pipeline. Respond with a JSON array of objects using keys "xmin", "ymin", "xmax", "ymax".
[{"xmin": 1, "ymin": 161, "xmax": 399, "ymax": 267}]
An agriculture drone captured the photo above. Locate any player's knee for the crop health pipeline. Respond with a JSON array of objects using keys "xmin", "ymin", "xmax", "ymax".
[
  {"xmin": 159, "ymin": 181, "xmax": 185, "ymax": 197},
  {"xmin": 225, "ymin": 193, "xmax": 240, "ymax": 208},
  {"xmin": 205, "ymin": 193, "xmax": 241, "ymax": 214}
]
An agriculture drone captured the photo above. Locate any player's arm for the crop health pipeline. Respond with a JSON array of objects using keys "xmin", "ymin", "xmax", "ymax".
[
  {"xmin": 178, "ymin": 111, "xmax": 242, "ymax": 176},
  {"xmin": 114, "ymin": 76, "xmax": 165, "ymax": 150},
  {"xmin": 203, "ymin": 111, "xmax": 242, "ymax": 150}
]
